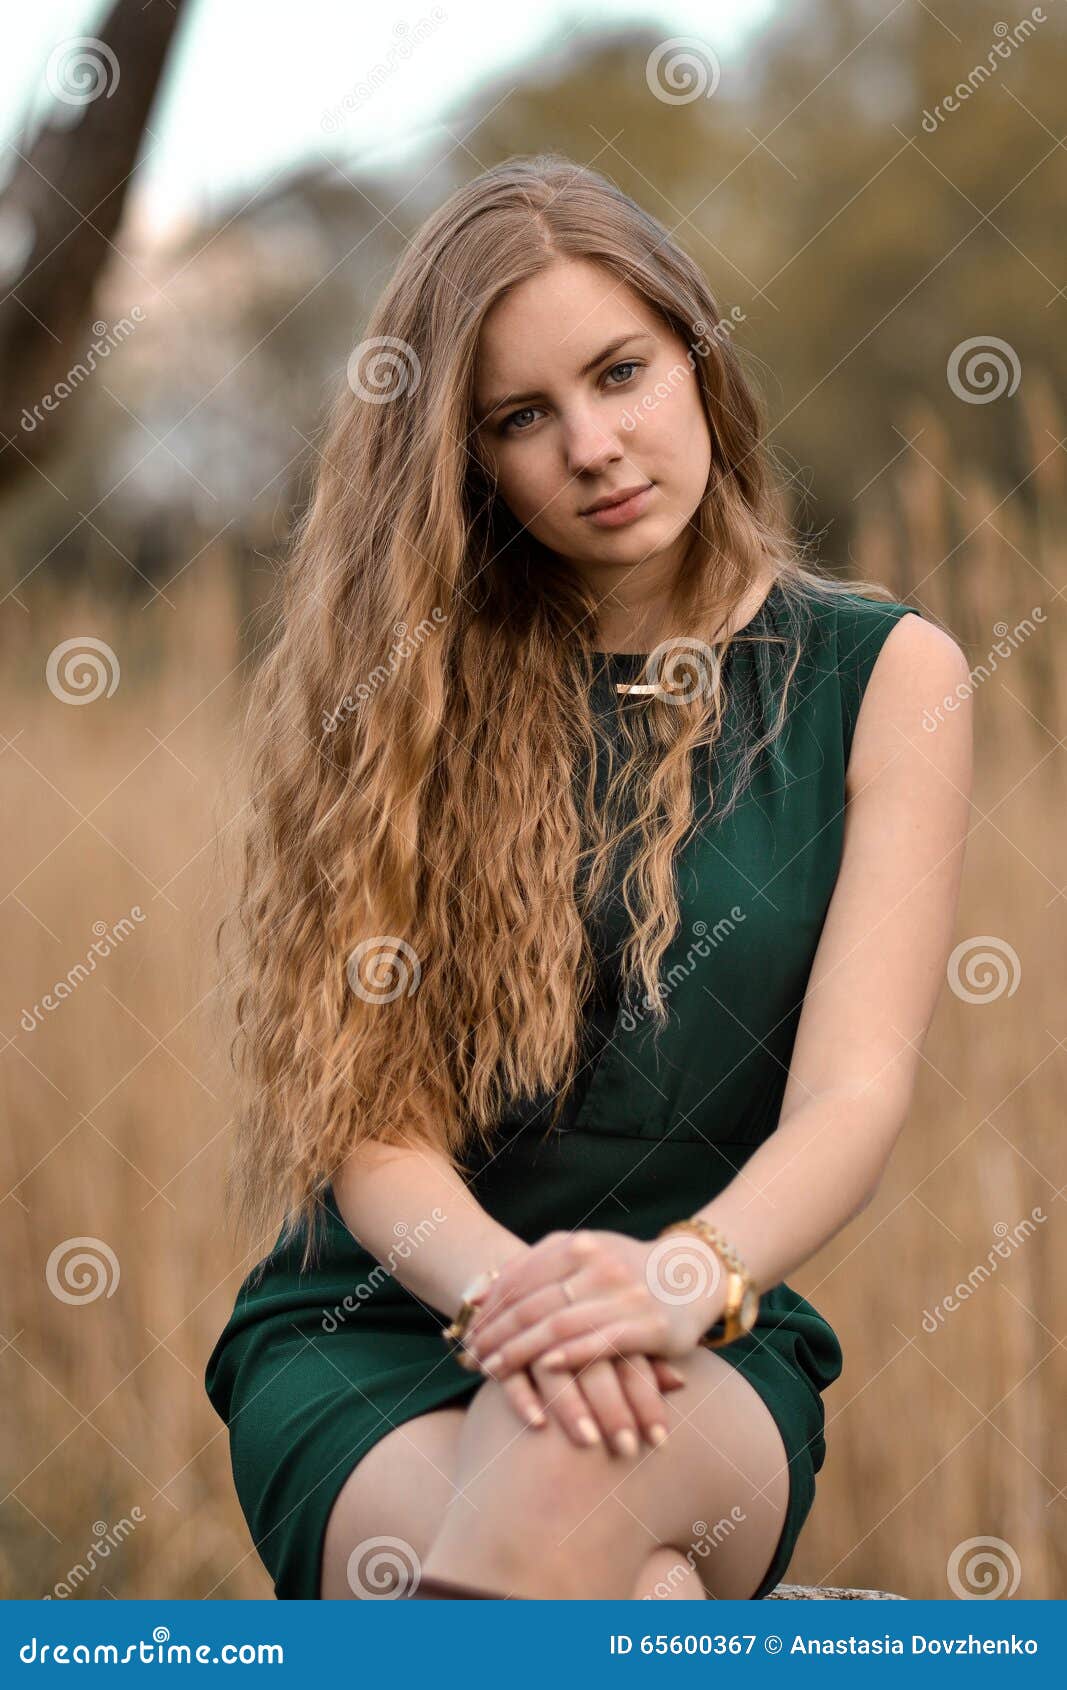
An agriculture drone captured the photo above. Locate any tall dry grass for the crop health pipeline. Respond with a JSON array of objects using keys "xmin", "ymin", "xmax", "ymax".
[{"xmin": 1, "ymin": 383, "xmax": 1064, "ymax": 1598}]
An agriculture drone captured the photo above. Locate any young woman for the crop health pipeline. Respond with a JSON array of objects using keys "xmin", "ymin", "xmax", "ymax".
[{"xmin": 205, "ymin": 154, "xmax": 972, "ymax": 1602}]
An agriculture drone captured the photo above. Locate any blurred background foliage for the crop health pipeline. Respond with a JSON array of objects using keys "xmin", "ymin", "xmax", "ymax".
[{"xmin": 2, "ymin": 0, "xmax": 1066, "ymax": 618}]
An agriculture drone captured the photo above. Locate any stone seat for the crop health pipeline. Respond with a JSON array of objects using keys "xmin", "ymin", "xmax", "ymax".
[{"xmin": 767, "ymin": 1584, "xmax": 906, "ymax": 1599}]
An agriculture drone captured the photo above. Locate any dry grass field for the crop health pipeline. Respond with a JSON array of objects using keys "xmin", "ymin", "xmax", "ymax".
[{"xmin": 2, "ymin": 391, "xmax": 1064, "ymax": 1598}]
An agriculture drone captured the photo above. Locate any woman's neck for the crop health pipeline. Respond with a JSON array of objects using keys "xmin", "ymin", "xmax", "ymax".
[{"xmin": 592, "ymin": 569, "xmax": 777, "ymax": 655}]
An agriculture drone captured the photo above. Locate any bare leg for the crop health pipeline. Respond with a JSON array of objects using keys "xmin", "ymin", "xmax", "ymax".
[
  {"xmin": 319, "ymin": 1395, "xmax": 712, "ymax": 1600},
  {"xmin": 420, "ymin": 1349, "xmax": 791, "ymax": 1599}
]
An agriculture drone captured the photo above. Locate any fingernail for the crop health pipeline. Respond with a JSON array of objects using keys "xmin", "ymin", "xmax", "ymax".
[
  {"xmin": 484, "ymin": 1351, "xmax": 503, "ymax": 1373},
  {"xmin": 524, "ymin": 1406, "xmax": 546, "ymax": 1427},
  {"xmin": 648, "ymin": 1423, "xmax": 668, "ymax": 1446},
  {"xmin": 542, "ymin": 1349, "xmax": 567, "ymax": 1368},
  {"xmin": 576, "ymin": 1416, "xmax": 601, "ymax": 1445},
  {"xmin": 613, "ymin": 1428, "xmax": 639, "ymax": 1458}
]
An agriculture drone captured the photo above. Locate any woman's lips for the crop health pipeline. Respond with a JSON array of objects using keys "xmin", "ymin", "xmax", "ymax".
[{"xmin": 581, "ymin": 483, "xmax": 654, "ymax": 528}]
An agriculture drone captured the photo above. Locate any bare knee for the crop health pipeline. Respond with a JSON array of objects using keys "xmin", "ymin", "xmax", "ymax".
[
  {"xmin": 422, "ymin": 1381, "xmax": 657, "ymax": 1597},
  {"xmin": 450, "ymin": 1377, "xmax": 640, "ymax": 1524}
]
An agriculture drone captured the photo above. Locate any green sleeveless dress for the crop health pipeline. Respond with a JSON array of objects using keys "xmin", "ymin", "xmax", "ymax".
[{"xmin": 204, "ymin": 584, "xmax": 919, "ymax": 1599}]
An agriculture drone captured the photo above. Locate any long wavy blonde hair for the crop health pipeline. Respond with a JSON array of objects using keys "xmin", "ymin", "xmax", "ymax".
[{"xmin": 219, "ymin": 152, "xmax": 901, "ymax": 1272}]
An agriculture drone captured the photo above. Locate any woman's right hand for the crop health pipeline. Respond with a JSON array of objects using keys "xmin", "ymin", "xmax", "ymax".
[{"xmin": 492, "ymin": 1350, "xmax": 686, "ymax": 1453}]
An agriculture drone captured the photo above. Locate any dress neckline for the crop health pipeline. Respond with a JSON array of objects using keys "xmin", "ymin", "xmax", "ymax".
[
  {"xmin": 589, "ymin": 581, "xmax": 781, "ymax": 666},
  {"xmin": 590, "ymin": 583, "xmax": 781, "ymax": 679}
]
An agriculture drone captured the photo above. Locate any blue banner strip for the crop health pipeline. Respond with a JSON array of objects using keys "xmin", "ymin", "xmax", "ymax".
[{"xmin": 3, "ymin": 1598, "xmax": 1064, "ymax": 1683}]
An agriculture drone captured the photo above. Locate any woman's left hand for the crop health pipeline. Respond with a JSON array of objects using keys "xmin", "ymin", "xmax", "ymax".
[{"xmin": 461, "ymin": 1228, "xmax": 726, "ymax": 1379}]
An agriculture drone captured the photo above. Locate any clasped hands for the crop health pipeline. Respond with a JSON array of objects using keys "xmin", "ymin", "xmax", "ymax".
[{"xmin": 457, "ymin": 1229, "xmax": 724, "ymax": 1458}]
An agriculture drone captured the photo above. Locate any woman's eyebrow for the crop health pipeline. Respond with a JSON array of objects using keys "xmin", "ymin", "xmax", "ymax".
[{"xmin": 476, "ymin": 331, "xmax": 656, "ymax": 423}]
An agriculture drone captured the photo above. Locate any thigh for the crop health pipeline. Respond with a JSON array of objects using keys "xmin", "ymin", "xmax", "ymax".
[
  {"xmin": 613, "ymin": 1347, "xmax": 793, "ymax": 1600},
  {"xmin": 319, "ymin": 1402, "xmax": 468, "ymax": 1599},
  {"xmin": 422, "ymin": 1349, "xmax": 793, "ymax": 1601}
]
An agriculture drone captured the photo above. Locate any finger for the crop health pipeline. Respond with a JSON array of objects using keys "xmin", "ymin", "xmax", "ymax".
[
  {"xmin": 500, "ymin": 1370, "xmax": 548, "ymax": 1430},
  {"xmin": 464, "ymin": 1266, "xmax": 603, "ymax": 1357},
  {"xmin": 612, "ymin": 1355, "xmax": 673, "ymax": 1447},
  {"xmin": 539, "ymin": 1316, "xmax": 673, "ymax": 1372},
  {"xmin": 469, "ymin": 1237, "xmax": 576, "ymax": 1325},
  {"xmin": 466, "ymin": 1250, "xmax": 635, "ymax": 1352},
  {"xmin": 564, "ymin": 1356, "xmax": 641, "ymax": 1458},
  {"xmin": 474, "ymin": 1295, "xmax": 644, "ymax": 1381},
  {"xmin": 652, "ymin": 1358, "xmax": 687, "ymax": 1391},
  {"xmin": 527, "ymin": 1357, "xmax": 606, "ymax": 1451},
  {"xmin": 466, "ymin": 1262, "xmax": 612, "ymax": 1355},
  {"xmin": 469, "ymin": 1232, "xmax": 599, "ymax": 1327}
]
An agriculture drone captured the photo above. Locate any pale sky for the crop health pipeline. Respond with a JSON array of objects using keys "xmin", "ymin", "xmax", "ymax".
[{"xmin": 0, "ymin": 0, "xmax": 776, "ymax": 238}]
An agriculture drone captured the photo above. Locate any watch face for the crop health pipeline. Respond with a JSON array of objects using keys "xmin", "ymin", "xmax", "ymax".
[{"xmin": 740, "ymin": 1285, "xmax": 760, "ymax": 1328}]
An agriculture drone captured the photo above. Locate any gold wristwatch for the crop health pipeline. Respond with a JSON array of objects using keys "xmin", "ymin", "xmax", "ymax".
[
  {"xmin": 657, "ymin": 1216, "xmax": 760, "ymax": 1349},
  {"xmin": 441, "ymin": 1266, "xmax": 500, "ymax": 1369}
]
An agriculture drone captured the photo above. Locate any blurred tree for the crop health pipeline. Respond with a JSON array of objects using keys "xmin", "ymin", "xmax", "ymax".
[{"xmin": 0, "ymin": 0, "xmax": 191, "ymax": 494}]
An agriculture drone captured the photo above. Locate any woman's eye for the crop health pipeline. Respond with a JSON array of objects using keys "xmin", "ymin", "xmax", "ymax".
[
  {"xmin": 605, "ymin": 360, "xmax": 641, "ymax": 385},
  {"xmin": 500, "ymin": 363, "xmax": 641, "ymax": 434},
  {"xmin": 502, "ymin": 406, "xmax": 538, "ymax": 434}
]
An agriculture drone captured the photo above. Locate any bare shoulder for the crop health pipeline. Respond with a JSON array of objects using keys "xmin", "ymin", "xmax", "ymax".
[{"xmin": 847, "ymin": 610, "xmax": 973, "ymax": 799}]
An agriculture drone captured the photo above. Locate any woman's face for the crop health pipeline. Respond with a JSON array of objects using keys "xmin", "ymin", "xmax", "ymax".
[{"xmin": 472, "ymin": 258, "xmax": 713, "ymax": 586}]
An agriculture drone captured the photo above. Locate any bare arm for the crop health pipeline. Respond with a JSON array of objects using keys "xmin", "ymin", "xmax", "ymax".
[
  {"xmin": 686, "ymin": 611, "xmax": 974, "ymax": 1298},
  {"xmin": 331, "ymin": 1135, "xmax": 529, "ymax": 1321}
]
